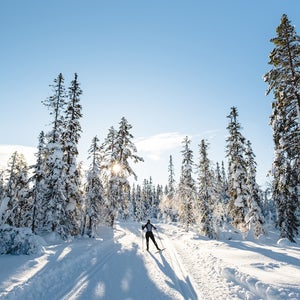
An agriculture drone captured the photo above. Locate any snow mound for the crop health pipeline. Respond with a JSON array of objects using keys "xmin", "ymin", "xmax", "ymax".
[
  {"xmin": 0, "ymin": 225, "xmax": 45, "ymax": 255},
  {"xmin": 222, "ymin": 265, "xmax": 299, "ymax": 300}
]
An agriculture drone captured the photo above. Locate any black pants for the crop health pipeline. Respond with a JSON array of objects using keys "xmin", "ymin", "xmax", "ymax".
[{"xmin": 145, "ymin": 231, "xmax": 159, "ymax": 250}]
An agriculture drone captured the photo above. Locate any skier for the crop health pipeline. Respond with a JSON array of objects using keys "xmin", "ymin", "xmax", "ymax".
[{"xmin": 142, "ymin": 219, "xmax": 161, "ymax": 251}]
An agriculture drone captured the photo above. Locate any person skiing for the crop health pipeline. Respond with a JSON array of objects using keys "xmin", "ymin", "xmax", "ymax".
[{"xmin": 142, "ymin": 219, "xmax": 161, "ymax": 251}]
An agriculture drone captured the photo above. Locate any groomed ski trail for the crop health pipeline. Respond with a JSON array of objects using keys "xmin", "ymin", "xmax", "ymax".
[
  {"xmin": 1, "ymin": 222, "xmax": 300, "ymax": 300},
  {"xmin": 159, "ymin": 224, "xmax": 300, "ymax": 300},
  {"xmin": 159, "ymin": 224, "xmax": 238, "ymax": 300},
  {"xmin": 140, "ymin": 231, "xmax": 199, "ymax": 299},
  {"xmin": 0, "ymin": 227, "xmax": 125, "ymax": 300},
  {"xmin": 0, "ymin": 222, "xmax": 201, "ymax": 300}
]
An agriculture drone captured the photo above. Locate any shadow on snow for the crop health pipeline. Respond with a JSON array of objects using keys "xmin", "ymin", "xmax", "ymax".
[{"xmin": 148, "ymin": 251, "xmax": 198, "ymax": 300}]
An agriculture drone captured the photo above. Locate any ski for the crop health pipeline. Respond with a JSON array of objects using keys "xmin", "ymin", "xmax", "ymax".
[{"xmin": 155, "ymin": 248, "xmax": 166, "ymax": 254}]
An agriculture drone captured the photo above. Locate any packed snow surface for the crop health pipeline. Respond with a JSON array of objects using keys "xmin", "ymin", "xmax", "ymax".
[{"xmin": 0, "ymin": 222, "xmax": 299, "ymax": 300}]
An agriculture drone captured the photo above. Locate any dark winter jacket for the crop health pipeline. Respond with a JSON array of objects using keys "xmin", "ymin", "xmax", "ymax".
[{"xmin": 142, "ymin": 222, "xmax": 157, "ymax": 232}]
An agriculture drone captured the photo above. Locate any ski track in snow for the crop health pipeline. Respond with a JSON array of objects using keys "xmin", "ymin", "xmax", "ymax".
[
  {"xmin": 0, "ymin": 229, "xmax": 125, "ymax": 300},
  {"xmin": 142, "ymin": 234, "xmax": 198, "ymax": 299},
  {"xmin": 0, "ymin": 223, "xmax": 198, "ymax": 300},
  {"xmin": 160, "ymin": 224, "xmax": 300, "ymax": 300},
  {"xmin": 0, "ymin": 222, "xmax": 300, "ymax": 300},
  {"xmin": 160, "ymin": 227, "xmax": 237, "ymax": 300}
]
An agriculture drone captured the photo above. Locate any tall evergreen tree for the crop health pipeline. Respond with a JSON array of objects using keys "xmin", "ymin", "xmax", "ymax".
[
  {"xmin": 41, "ymin": 73, "xmax": 69, "ymax": 237},
  {"xmin": 62, "ymin": 73, "xmax": 83, "ymax": 235},
  {"xmin": 84, "ymin": 136, "xmax": 105, "ymax": 237},
  {"xmin": 264, "ymin": 14, "xmax": 300, "ymax": 242},
  {"xmin": 196, "ymin": 139, "xmax": 215, "ymax": 238},
  {"xmin": 160, "ymin": 155, "xmax": 178, "ymax": 222},
  {"xmin": 133, "ymin": 184, "xmax": 145, "ymax": 221},
  {"xmin": 141, "ymin": 178, "xmax": 152, "ymax": 218},
  {"xmin": 29, "ymin": 131, "xmax": 47, "ymax": 233},
  {"xmin": 262, "ymin": 182, "xmax": 277, "ymax": 225},
  {"xmin": 167, "ymin": 155, "xmax": 176, "ymax": 197},
  {"xmin": 42, "ymin": 73, "xmax": 67, "ymax": 144},
  {"xmin": 100, "ymin": 126, "xmax": 118, "ymax": 225},
  {"xmin": 76, "ymin": 161, "xmax": 86, "ymax": 234},
  {"xmin": 1, "ymin": 152, "xmax": 30, "ymax": 227},
  {"xmin": 213, "ymin": 162, "xmax": 229, "ymax": 228},
  {"xmin": 244, "ymin": 140, "xmax": 265, "ymax": 238},
  {"xmin": 130, "ymin": 184, "xmax": 137, "ymax": 220},
  {"xmin": 101, "ymin": 126, "xmax": 118, "ymax": 179},
  {"xmin": 176, "ymin": 136, "xmax": 196, "ymax": 231},
  {"xmin": 221, "ymin": 161, "xmax": 229, "ymax": 204},
  {"xmin": 214, "ymin": 162, "xmax": 228, "ymax": 205},
  {"xmin": 103, "ymin": 117, "xmax": 143, "ymax": 226},
  {"xmin": 146, "ymin": 177, "xmax": 157, "ymax": 218},
  {"xmin": 226, "ymin": 107, "xmax": 248, "ymax": 232},
  {"xmin": 264, "ymin": 14, "xmax": 300, "ymax": 125},
  {"xmin": 155, "ymin": 184, "xmax": 163, "ymax": 219},
  {"xmin": 115, "ymin": 117, "xmax": 144, "ymax": 180}
]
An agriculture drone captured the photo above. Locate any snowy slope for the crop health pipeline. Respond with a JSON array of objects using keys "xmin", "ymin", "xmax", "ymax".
[{"xmin": 0, "ymin": 222, "xmax": 299, "ymax": 300}]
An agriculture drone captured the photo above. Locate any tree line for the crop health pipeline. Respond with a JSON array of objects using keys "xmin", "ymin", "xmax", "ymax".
[{"xmin": 0, "ymin": 14, "xmax": 299, "ymax": 242}]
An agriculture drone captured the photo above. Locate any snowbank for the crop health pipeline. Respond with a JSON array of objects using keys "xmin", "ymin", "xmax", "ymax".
[{"xmin": 0, "ymin": 225, "xmax": 44, "ymax": 255}]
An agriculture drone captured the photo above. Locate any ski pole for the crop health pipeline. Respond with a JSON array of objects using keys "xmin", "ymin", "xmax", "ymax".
[
  {"xmin": 141, "ymin": 228, "xmax": 144, "ymax": 251},
  {"xmin": 156, "ymin": 229, "xmax": 164, "ymax": 249}
]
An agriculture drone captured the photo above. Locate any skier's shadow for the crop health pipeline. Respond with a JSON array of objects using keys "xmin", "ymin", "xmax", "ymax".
[{"xmin": 149, "ymin": 251, "xmax": 198, "ymax": 299}]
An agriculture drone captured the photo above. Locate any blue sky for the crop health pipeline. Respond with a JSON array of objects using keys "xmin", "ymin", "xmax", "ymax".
[{"xmin": 1, "ymin": 0, "xmax": 300, "ymax": 187}]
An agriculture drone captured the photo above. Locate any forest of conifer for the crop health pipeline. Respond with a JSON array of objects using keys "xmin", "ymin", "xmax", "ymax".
[{"xmin": 0, "ymin": 14, "xmax": 299, "ymax": 254}]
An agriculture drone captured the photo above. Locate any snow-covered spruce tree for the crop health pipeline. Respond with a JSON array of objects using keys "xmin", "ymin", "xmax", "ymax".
[
  {"xmin": 148, "ymin": 178, "xmax": 156, "ymax": 218},
  {"xmin": 102, "ymin": 117, "xmax": 143, "ymax": 226},
  {"xmin": 1, "ymin": 152, "xmax": 31, "ymax": 227},
  {"xmin": 176, "ymin": 136, "xmax": 196, "ymax": 231},
  {"xmin": 127, "ymin": 188, "xmax": 135, "ymax": 220},
  {"xmin": 42, "ymin": 73, "xmax": 67, "ymax": 145},
  {"xmin": 28, "ymin": 131, "xmax": 47, "ymax": 234},
  {"xmin": 244, "ymin": 140, "xmax": 265, "ymax": 238},
  {"xmin": 215, "ymin": 162, "xmax": 222, "ymax": 199},
  {"xmin": 160, "ymin": 155, "xmax": 178, "ymax": 222},
  {"xmin": 167, "ymin": 155, "xmax": 176, "ymax": 197},
  {"xmin": 133, "ymin": 184, "xmax": 146, "ymax": 221},
  {"xmin": 84, "ymin": 136, "xmax": 105, "ymax": 237},
  {"xmin": 226, "ymin": 107, "xmax": 249, "ymax": 232},
  {"xmin": 76, "ymin": 161, "xmax": 85, "ymax": 233},
  {"xmin": 221, "ymin": 161, "xmax": 229, "ymax": 204},
  {"xmin": 130, "ymin": 184, "xmax": 137, "ymax": 219},
  {"xmin": 41, "ymin": 73, "xmax": 69, "ymax": 238},
  {"xmin": 101, "ymin": 126, "xmax": 118, "ymax": 180},
  {"xmin": 100, "ymin": 126, "xmax": 118, "ymax": 225},
  {"xmin": 141, "ymin": 178, "xmax": 152, "ymax": 218},
  {"xmin": 214, "ymin": 162, "xmax": 229, "ymax": 205},
  {"xmin": 262, "ymin": 181, "xmax": 277, "ymax": 226},
  {"xmin": 61, "ymin": 73, "xmax": 83, "ymax": 235},
  {"xmin": 196, "ymin": 139, "xmax": 216, "ymax": 238},
  {"xmin": 142, "ymin": 177, "xmax": 160, "ymax": 219},
  {"xmin": 213, "ymin": 162, "xmax": 229, "ymax": 228},
  {"xmin": 155, "ymin": 184, "xmax": 163, "ymax": 220},
  {"xmin": 264, "ymin": 14, "xmax": 300, "ymax": 242}
]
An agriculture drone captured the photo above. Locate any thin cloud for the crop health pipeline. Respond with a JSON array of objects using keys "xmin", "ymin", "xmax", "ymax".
[
  {"xmin": 0, "ymin": 145, "xmax": 36, "ymax": 169},
  {"xmin": 135, "ymin": 132, "xmax": 187, "ymax": 161},
  {"xmin": 202, "ymin": 129, "xmax": 221, "ymax": 139},
  {"xmin": 192, "ymin": 129, "xmax": 221, "ymax": 142}
]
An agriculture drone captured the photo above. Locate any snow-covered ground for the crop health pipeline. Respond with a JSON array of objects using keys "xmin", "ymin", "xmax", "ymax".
[{"xmin": 0, "ymin": 222, "xmax": 299, "ymax": 300}]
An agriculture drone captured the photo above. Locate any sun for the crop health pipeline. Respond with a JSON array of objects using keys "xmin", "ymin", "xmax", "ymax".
[{"xmin": 112, "ymin": 162, "xmax": 122, "ymax": 175}]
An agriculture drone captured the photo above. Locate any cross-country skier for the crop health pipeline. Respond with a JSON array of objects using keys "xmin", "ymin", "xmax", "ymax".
[{"xmin": 142, "ymin": 219, "xmax": 161, "ymax": 251}]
